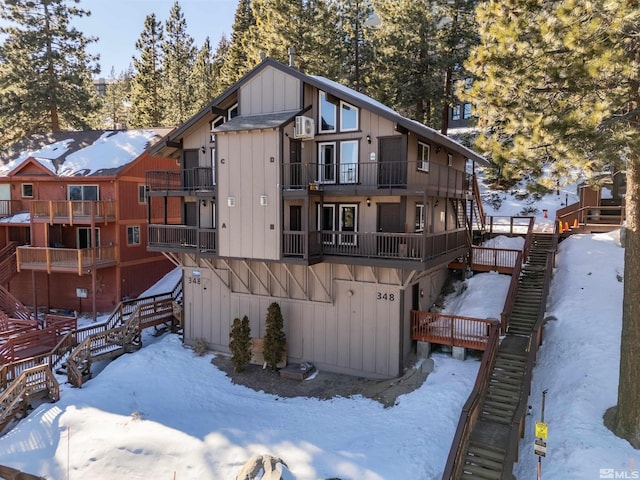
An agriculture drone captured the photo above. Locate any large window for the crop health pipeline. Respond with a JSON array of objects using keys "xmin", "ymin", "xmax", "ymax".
[
  {"xmin": 318, "ymin": 142, "xmax": 336, "ymax": 183},
  {"xmin": 339, "ymin": 204, "xmax": 357, "ymax": 245},
  {"xmin": 463, "ymin": 103, "xmax": 472, "ymax": 119},
  {"xmin": 138, "ymin": 185, "xmax": 148, "ymax": 204},
  {"xmin": 340, "ymin": 101, "xmax": 359, "ymax": 131},
  {"xmin": 317, "ymin": 203, "xmax": 358, "ymax": 246},
  {"xmin": 77, "ymin": 227, "xmax": 100, "ymax": 248},
  {"xmin": 319, "ymin": 91, "xmax": 336, "ymax": 133},
  {"xmin": 417, "ymin": 142, "xmax": 430, "ymax": 172},
  {"xmin": 68, "ymin": 185, "xmax": 98, "ymax": 201},
  {"xmin": 452, "ymin": 105, "xmax": 461, "ymax": 121},
  {"xmin": 339, "ymin": 141, "xmax": 359, "ymax": 184}
]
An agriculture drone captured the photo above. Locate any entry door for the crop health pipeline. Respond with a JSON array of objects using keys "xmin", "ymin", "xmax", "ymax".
[
  {"xmin": 183, "ymin": 150, "xmax": 199, "ymax": 190},
  {"xmin": 77, "ymin": 227, "xmax": 100, "ymax": 248},
  {"xmin": 378, "ymin": 137, "xmax": 406, "ymax": 187},
  {"xmin": 377, "ymin": 203, "xmax": 403, "ymax": 255},
  {"xmin": 290, "ymin": 140, "xmax": 302, "ymax": 188}
]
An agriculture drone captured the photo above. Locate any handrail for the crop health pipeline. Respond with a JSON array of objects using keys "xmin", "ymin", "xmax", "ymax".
[
  {"xmin": 471, "ymin": 174, "xmax": 487, "ymax": 232},
  {"xmin": 0, "ymin": 284, "xmax": 31, "ymax": 320},
  {"xmin": 500, "ymin": 251, "xmax": 524, "ymax": 332},
  {"xmin": 556, "ymin": 204, "xmax": 625, "ymax": 229},
  {"xmin": 410, "ymin": 311, "xmax": 496, "ymax": 351},
  {"xmin": 442, "ymin": 322, "xmax": 500, "ymax": 479}
]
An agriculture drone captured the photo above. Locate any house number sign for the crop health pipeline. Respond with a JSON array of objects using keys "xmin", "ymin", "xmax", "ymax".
[{"xmin": 376, "ymin": 292, "xmax": 395, "ymax": 301}]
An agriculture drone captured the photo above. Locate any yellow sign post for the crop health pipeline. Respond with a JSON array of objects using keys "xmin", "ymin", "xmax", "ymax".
[{"xmin": 535, "ymin": 421, "xmax": 548, "ymax": 440}]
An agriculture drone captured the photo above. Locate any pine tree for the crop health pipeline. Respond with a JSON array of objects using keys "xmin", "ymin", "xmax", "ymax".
[
  {"xmin": 211, "ymin": 34, "xmax": 231, "ymax": 98},
  {"xmin": 190, "ymin": 37, "xmax": 216, "ymax": 111},
  {"xmin": 130, "ymin": 13, "xmax": 164, "ymax": 128},
  {"xmin": 263, "ymin": 302, "xmax": 286, "ymax": 370},
  {"xmin": 217, "ymin": 0, "xmax": 255, "ymax": 89},
  {"xmin": 229, "ymin": 315, "xmax": 252, "ymax": 373},
  {"xmin": 0, "ymin": 0, "xmax": 100, "ymax": 147},
  {"xmin": 336, "ymin": 0, "xmax": 376, "ymax": 93},
  {"xmin": 161, "ymin": 1, "xmax": 197, "ymax": 126},
  {"xmin": 100, "ymin": 67, "xmax": 132, "ymax": 130},
  {"xmin": 464, "ymin": 0, "xmax": 640, "ymax": 446}
]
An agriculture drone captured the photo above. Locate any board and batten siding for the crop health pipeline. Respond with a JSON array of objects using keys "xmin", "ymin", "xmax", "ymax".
[
  {"xmin": 182, "ymin": 263, "xmax": 404, "ymax": 378},
  {"xmin": 216, "ymin": 129, "xmax": 281, "ymax": 260},
  {"xmin": 240, "ymin": 66, "xmax": 301, "ymax": 115}
]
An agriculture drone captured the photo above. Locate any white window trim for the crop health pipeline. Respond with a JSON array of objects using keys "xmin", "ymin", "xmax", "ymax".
[
  {"xmin": 339, "ymin": 140, "xmax": 359, "ymax": 184},
  {"xmin": 339, "ymin": 101, "xmax": 359, "ymax": 132},
  {"xmin": 127, "ymin": 225, "xmax": 141, "ymax": 245},
  {"xmin": 418, "ymin": 142, "xmax": 430, "ymax": 172},
  {"xmin": 318, "ymin": 91, "xmax": 337, "ymax": 133},
  {"xmin": 447, "ymin": 153, "xmax": 453, "ymax": 167},
  {"xmin": 228, "ymin": 103, "xmax": 238, "ymax": 119},
  {"xmin": 138, "ymin": 184, "xmax": 148, "ymax": 204},
  {"xmin": 318, "ymin": 204, "xmax": 336, "ymax": 245},
  {"xmin": 338, "ymin": 204, "xmax": 358, "ymax": 246},
  {"xmin": 415, "ymin": 204, "xmax": 425, "ymax": 233},
  {"xmin": 21, "ymin": 184, "xmax": 33, "ymax": 198},
  {"xmin": 317, "ymin": 142, "xmax": 337, "ymax": 184}
]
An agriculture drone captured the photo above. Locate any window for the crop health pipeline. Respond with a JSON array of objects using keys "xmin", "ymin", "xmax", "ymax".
[
  {"xmin": 339, "ymin": 141, "xmax": 359, "ymax": 184},
  {"xmin": 318, "ymin": 142, "xmax": 336, "ymax": 183},
  {"xmin": 417, "ymin": 142, "xmax": 430, "ymax": 172},
  {"xmin": 318, "ymin": 204, "xmax": 335, "ymax": 244},
  {"xmin": 68, "ymin": 185, "xmax": 98, "ymax": 201},
  {"xmin": 340, "ymin": 101, "xmax": 359, "ymax": 131},
  {"xmin": 127, "ymin": 226, "xmax": 141, "ymax": 245},
  {"xmin": 415, "ymin": 204, "xmax": 425, "ymax": 233},
  {"xmin": 452, "ymin": 105, "xmax": 461, "ymax": 121},
  {"xmin": 138, "ymin": 185, "xmax": 148, "ymax": 204},
  {"xmin": 463, "ymin": 103, "xmax": 472, "ymax": 119},
  {"xmin": 447, "ymin": 153, "xmax": 453, "ymax": 167},
  {"xmin": 228, "ymin": 103, "xmax": 238, "ymax": 119},
  {"xmin": 319, "ymin": 91, "xmax": 336, "ymax": 133},
  {"xmin": 21, "ymin": 184, "xmax": 33, "ymax": 198},
  {"xmin": 339, "ymin": 204, "xmax": 357, "ymax": 245},
  {"xmin": 210, "ymin": 116, "xmax": 224, "ymax": 141},
  {"xmin": 77, "ymin": 227, "xmax": 100, "ymax": 248}
]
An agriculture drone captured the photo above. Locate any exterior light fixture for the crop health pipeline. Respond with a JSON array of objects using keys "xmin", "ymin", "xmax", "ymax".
[{"xmin": 366, "ymin": 198, "xmax": 371, "ymax": 207}]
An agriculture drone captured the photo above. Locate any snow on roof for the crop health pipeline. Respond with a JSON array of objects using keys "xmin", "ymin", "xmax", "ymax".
[
  {"xmin": 0, "ymin": 129, "xmax": 166, "ymax": 177},
  {"xmin": 0, "ymin": 212, "xmax": 30, "ymax": 224}
]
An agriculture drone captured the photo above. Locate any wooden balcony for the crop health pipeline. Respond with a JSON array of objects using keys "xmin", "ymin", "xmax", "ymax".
[
  {"xmin": 146, "ymin": 167, "xmax": 215, "ymax": 196},
  {"xmin": 282, "ymin": 229, "xmax": 468, "ymax": 264},
  {"xmin": 410, "ymin": 310, "xmax": 497, "ymax": 351},
  {"xmin": 16, "ymin": 245, "xmax": 118, "ymax": 275},
  {"xmin": 281, "ymin": 160, "xmax": 471, "ymax": 196},
  {"xmin": 31, "ymin": 200, "xmax": 116, "ymax": 225},
  {"xmin": 0, "ymin": 200, "xmax": 23, "ymax": 219},
  {"xmin": 147, "ymin": 225, "xmax": 217, "ymax": 254}
]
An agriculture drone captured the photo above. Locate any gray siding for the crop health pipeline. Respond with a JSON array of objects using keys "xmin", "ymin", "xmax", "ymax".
[{"xmin": 240, "ymin": 66, "xmax": 301, "ymax": 115}]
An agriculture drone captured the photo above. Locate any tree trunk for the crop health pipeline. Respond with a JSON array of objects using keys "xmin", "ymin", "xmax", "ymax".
[{"xmin": 610, "ymin": 154, "xmax": 640, "ymax": 448}]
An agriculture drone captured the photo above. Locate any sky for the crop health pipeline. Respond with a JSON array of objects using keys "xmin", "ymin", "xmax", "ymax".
[
  {"xmin": 0, "ymin": 174, "xmax": 634, "ymax": 479},
  {"xmin": 74, "ymin": 0, "xmax": 238, "ymax": 76}
]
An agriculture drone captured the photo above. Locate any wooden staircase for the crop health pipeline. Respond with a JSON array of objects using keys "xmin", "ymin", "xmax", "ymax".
[{"xmin": 445, "ymin": 233, "xmax": 556, "ymax": 479}]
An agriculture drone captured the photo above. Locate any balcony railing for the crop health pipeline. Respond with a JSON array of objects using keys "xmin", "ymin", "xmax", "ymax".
[
  {"xmin": 31, "ymin": 200, "xmax": 116, "ymax": 224},
  {"xmin": 282, "ymin": 160, "xmax": 471, "ymax": 194},
  {"xmin": 282, "ymin": 229, "xmax": 467, "ymax": 262},
  {"xmin": 0, "ymin": 200, "xmax": 23, "ymax": 219},
  {"xmin": 146, "ymin": 168, "xmax": 215, "ymax": 193},
  {"xmin": 16, "ymin": 245, "xmax": 118, "ymax": 275},
  {"xmin": 148, "ymin": 225, "xmax": 217, "ymax": 253}
]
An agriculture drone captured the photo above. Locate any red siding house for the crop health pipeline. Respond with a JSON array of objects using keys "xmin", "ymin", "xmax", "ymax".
[{"xmin": 0, "ymin": 129, "xmax": 180, "ymax": 317}]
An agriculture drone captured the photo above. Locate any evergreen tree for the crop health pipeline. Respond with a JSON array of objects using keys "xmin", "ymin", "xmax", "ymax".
[
  {"xmin": 218, "ymin": 0, "xmax": 255, "ymax": 89},
  {"xmin": 0, "ymin": 0, "xmax": 100, "ymax": 147},
  {"xmin": 336, "ymin": 0, "xmax": 376, "ymax": 93},
  {"xmin": 190, "ymin": 37, "xmax": 216, "ymax": 111},
  {"xmin": 229, "ymin": 315, "xmax": 252, "ymax": 373},
  {"xmin": 263, "ymin": 302, "xmax": 286, "ymax": 370},
  {"xmin": 211, "ymin": 34, "xmax": 231, "ymax": 98},
  {"xmin": 161, "ymin": 1, "xmax": 197, "ymax": 125},
  {"xmin": 463, "ymin": 0, "xmax": 640, "ymax": 446},
  {"xmin": 130, "ymin": 13, "xmax": 164, "ymax": 128},
  {"xmin": 100, "ymin": 67, "xmax": 132, "ymax": 130}
]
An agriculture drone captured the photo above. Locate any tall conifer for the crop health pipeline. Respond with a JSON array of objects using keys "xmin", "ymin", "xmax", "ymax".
[
  {"xmin": 0, "ymin": 0, "xmax": 99, "ymax": 147},
  {"xmin": 190, "ymin": 37, "xmax": 216, "ymax": 111}
]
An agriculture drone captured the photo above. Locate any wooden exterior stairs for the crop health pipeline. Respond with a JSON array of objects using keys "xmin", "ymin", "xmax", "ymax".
[{"xmin": 444, "ymin": 233, "xmax": 557, "ymax": 479}]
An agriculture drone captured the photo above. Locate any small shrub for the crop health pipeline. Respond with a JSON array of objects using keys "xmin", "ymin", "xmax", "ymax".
[
  {"xmin": 263, "ymin": 302, "xmax": 286, "ymax": 370},
  {"xmin": 229, "ymin": 315, "xmax": 252, "ymax": 372},
  {"xmin": 193, "ymin": 337, "xmax": 208, "ymax": 356}
]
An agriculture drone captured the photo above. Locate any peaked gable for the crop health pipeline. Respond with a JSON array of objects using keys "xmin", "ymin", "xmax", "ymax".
[{"xmin": 6, "ymin": 157, "xmax": 56, "ymax": 177}]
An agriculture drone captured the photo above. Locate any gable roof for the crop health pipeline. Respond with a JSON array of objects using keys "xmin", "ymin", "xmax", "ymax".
[
  {"xmin": 151, "ymin": 58, "xmax": 487, "ymax": 165},
  {"xmin": 0, "ymin": 129, "xmax": 172, "ymax": 177}
]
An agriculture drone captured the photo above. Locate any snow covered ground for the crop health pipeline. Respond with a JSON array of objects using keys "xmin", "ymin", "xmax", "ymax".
[{"xmin": 0, "ymin": 170, "xmax": 633, "ymax": 479}]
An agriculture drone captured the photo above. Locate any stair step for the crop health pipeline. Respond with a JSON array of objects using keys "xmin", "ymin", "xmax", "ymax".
[
  {"xmin": 484, "ymin": 398, "xmax": 518, "ymax": 410},
  {"xmin": 480, "ymin": 412, "xmax": 513, "ymax": 425},
  {"xmin": 461, "ymin": 464, "xmax": 502, "ymax": 480},
  {"xmin": 466, "ymin": 449, "xmax": 505, "ymax": 470},
  {"xmin": 486, "ymin": 390, "xmax": 520, "ymax": 403}
]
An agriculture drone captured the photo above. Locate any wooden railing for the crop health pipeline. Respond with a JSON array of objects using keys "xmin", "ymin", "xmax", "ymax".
[
  {"xmin": 485, "ymin": 215, "xmax": 535, "ymax": 236},
  {"xmin": 0, "ymin": 284, "xmax": 31, "ymax": 320},
  {"xmin": 410, "ymin": 311, "xmax": 497, "ymax": 351},
  {"xmin": 470, "ymin": 247, "xmax": 521, "ymax": 274},
  {"xmin": 282, "ymin": 160, "xmax": 472, "ymax": 195},
  {"xmin": 31, "ymin": 200, "xmax": 116, "ymax": 224},
  {"xmin": 282, "ymin": 229, "xmax": 468, "ymax": 262},
  {"xmin": 0, "ymin": 200, "xmax": 22, "ymax": 219},
  {"xmin": 442, "ymin": 322, "xmax": 500, "ymax": 479},
  {"xmin": 148, "ymin": 225, "xmax": 216, "ymax": 253},
  {"xmin": 500, "ymin": 251, "xmax": 524, "ymax": 332},
  {"xmin": 16, "ymin": 245, "xmax": 118, "ymax": 275},
  {"xmin": 0, "ymin": 314, "xmax": 38, "ymax": 343},
  {"xmin": 471, "ymin": 174, "xmax": 487, "ymax": 232},
  {"xmin": 0, "ymin": 242, "xmax": 18, "ymax": 285},
  {"xmin": 146, "ymin": 167, "xmax": 215, "ymax": 193},
  {"xmin": 0, "ymin": 364, "xmax": 59, "ymax": 432},
  {"xmin": 557, "ymin": 204, "xmax": 625, "ymax": 231}
]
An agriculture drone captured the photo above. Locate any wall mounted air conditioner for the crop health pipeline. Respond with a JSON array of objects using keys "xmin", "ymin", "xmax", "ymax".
[{"xmin": 294, "ymin": 116, "xmax": 315, "ymax": 140}]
